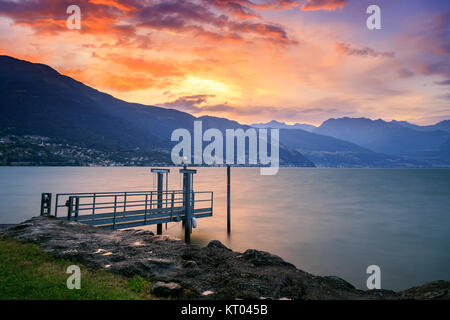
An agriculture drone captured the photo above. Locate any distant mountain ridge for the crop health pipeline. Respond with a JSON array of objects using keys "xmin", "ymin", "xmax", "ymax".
[
  {"xmin": 278, "ymin": 128, "xmax": 429, "ymax": 168},
  {"xmin": 251, "ymin": 120, "xmax": 316, "ymax": 132},
  {"xmin": 249, "ymin": 117, "xmax": 450, "ymax": 167},
  {"xmin": 313, "ymin": 117, "xmax": 450, "ymax": 166},
  {"xmin": 389, "ymin": 119, "xmax": 450, "ymax": 132}
]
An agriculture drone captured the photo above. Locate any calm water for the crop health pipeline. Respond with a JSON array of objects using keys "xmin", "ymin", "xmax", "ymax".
[{"xmin": 0, "ymin": 167, "xmax": 449, "ymax": 290}]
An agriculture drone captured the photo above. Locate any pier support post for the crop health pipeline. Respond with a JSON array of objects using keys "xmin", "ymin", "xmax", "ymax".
[
  {"xmin": 180, "ymin": 168, "xmax": 197, "ymax": 243},
  {"xmin": 181, "ymin": 171, "xmax": 186, "ymax": 228},
  {"xmin": 185, "ymin": 173, "xmax": 192, "ymax": 243},
  {"xmin": 156, "ymin": 172, "xmax": 163, "ymax": 235},
  {"xmin": 227, "ymin": 165, "xmax": 231, "ymax": 234},
  {"xmin": 74, "ymin": 197, "xmax": 80, "ymax": 221},
  {"xmin": 67, "ymin": 196, "xmax": 74, "ymax": 220},
  {"xmin": 151, "ymin": 169, "xmax": 171, "ymax": 235},
  {"xmin": 40, "ymin": 193, "xmax": 52, "ymax": 216}
]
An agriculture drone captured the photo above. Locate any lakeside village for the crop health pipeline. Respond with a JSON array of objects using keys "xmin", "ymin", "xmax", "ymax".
[
  {"xmin": 0, "ymin": 134, "xmax": 170, "ymax": 167},
  {"xmin": 0, "ymin": 123, "xmax": 281, "ymax": 170}
]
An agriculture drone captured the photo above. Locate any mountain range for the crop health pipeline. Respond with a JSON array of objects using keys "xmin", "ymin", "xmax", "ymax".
[
  {"xmin": 251, "ymin": 120, "xmax": 316, "ymax": 132},
  {"xmin": 314, "ymin": 118, "xmax": 450, "ymax": 165},
  {"xmin": 0, "ymin": 55, "xmax": 313, "ymax": 167},
  {"xmin": 1, "ymin": 55, "xmax": 449, "ymax": 168}
]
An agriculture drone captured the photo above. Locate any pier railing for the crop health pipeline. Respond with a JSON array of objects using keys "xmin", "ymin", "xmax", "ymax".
[
  {"xmin": 40, "ymin": 168, "xmax": 213, "ymax": 242},
  {"xmin": 50, "ymin": 190, "xmax": 213, "ymax": 230}
]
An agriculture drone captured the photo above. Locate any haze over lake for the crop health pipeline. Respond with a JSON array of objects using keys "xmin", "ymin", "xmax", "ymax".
[{"xmin": 0, "ymin": 167, "xmax": 449, "ymax": 291}]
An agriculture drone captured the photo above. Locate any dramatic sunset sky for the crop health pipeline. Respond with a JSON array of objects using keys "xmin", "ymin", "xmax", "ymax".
[{"xmin": 0, "ymin": 0, "xmax": 449, "ymax": 125}]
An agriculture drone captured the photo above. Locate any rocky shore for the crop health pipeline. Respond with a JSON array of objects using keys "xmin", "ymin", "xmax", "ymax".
[{"xmin": 1, "ymin": 216, "xmax": 448, "ymax": 300}]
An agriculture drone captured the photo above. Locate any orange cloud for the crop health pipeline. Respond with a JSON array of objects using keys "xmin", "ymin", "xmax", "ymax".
[
  {"xmin": 107, "ymin": 55, "xmax": 182, "ymax": 78},
  {"xmin": 88, "ymin": 0, "xmax": 138, "ymax": 12},
  {"xmin": 13, "ymin": 18, "xmax": 67, "ymax": 35},
  {"xmin": 0, "ymin": 0, "xmax": 298, "ymax": 45},
  {"xmin": 96, "ymin": 73, "xmax": 168, "ymax": 91}
]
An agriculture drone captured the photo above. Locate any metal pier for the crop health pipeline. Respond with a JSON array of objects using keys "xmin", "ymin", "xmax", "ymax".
[{"xmin": 40, "ymin": 168, "xmax": 213, "ymax": 242}]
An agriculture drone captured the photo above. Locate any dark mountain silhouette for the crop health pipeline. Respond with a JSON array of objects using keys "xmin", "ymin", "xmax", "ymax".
[
  {"xmin": 314, "ymin": 117, "xmax": 450, "ymax": 165},
  {"xmin": 390, "ymin": 120, "xmax": 450, "ymax": 133},
  {"xmin": 250, "ymin": 119, "xmax": 449, "ymax": 167},
  {"xmin": 0, "ymin": 55, "xmax": 190, "ymax": 151},
  {"xmin": 278, "ymin": 128, "xmax": 429, "ymax": 168},
  {"xmin": 427, "ymin": 120, "xmax": 450, "ymax": 133},
  {"xmin": 0, "ymin": 55, "xmax": 314, "ymax": 167},
  {"xmin": 199, "ymin": 116, "xmax": 427, "ymax": 167}
]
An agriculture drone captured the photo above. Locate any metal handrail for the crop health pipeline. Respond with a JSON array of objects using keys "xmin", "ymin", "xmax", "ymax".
[
  {"xmin": 41, "ymin": 169, "xmax": 215, "ymax": 242},
  {"xmin": 55, "ymin": 190, "xmax": 185, "ymax": 196},
  {"xmin": 55, "ymin": 190, "xmax": 213, "ymax": 221},
  {"xmin": 54, "ymin": 190, "xmax": 190, "ymax": 216}
]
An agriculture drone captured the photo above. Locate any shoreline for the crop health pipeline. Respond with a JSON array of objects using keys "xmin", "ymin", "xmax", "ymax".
[
  {"xmin": 2, "ymin": 165, "xmax": 450, "ymax": 169},
  {"xmin": 1, "ymin": 216, "xmax": 448, "ymax": 300}
]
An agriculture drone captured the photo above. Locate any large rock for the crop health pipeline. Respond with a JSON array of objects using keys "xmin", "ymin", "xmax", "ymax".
[
  {"xmin": 1, "ymin": 217, "xmax": 448, "ymax": 300},
  {"xmin": 400, "ymin": 281, "xmax": 450, "ymax": 300},
  {"xmin": 150, "ymin": 282, "xmax": 183, "ymax": 297}
]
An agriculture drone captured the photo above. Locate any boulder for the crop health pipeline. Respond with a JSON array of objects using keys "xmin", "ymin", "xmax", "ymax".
[{"xmin": 150, "ymin": 281, "xmax": 182, "ymax": 297}]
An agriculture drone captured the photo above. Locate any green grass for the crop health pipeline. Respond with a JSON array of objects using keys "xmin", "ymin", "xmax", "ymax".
[{"xmin": 0, "ymin": 236, "xmax": 155, "ymax": 300}]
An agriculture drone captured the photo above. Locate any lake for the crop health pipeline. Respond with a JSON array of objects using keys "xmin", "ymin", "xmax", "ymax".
[{"xmin": 0, "ymin": 167, "xmax": 449, "ymax": 291}]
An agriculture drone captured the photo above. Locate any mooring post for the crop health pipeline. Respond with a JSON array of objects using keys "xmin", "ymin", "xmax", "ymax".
[
  {"xmin": 180, "ymin": 168, "xmax": 197, "ymax": 243},
  {"xmin": 144, "ymin": 194, "xmax": 149, "ymax": 224},
  {"xmin": 185, "ymin": 173, "xmax": 192, "ymax": 243},
  {"xmin": 113, "ymin": 195, "xmax": 117, "ymax": 230},
  {"xmin": 151, "ymin": 169, "xmax": 170, "ymax": 235},
  {"xmin": 40, "ymin": 193, "xmax": 52, "ymax": 216},
  {"xmin": 67, "ymin": 196, "xmax": 74, "ymax": 220},
  {"xmin": 156, "ymin": 172, "xmax": 163, "ymax": 235},
  {"xmin": 74, "ymin": 197, "xmax": 80, "ymax": 221},
  {"xmin": 181, "ymin": 171, "xmax": 186, "ymax": 228},
  {"xmin": 227, "ymin": 165, "xmax": 231, "ymax": 234}
]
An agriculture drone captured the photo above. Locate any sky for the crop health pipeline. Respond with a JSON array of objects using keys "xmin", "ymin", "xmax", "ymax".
[{"xmin": 0, "ymin": 0, "xmax": 449, "ymax": 126}]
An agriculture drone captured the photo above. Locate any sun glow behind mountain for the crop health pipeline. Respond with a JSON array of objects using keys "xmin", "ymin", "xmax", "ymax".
[{"xmin": 0, "ymin": 0, "xmax": 449, "ymax": 125}]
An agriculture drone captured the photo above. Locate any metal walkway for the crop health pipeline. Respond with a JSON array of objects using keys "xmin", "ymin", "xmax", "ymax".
[
  {"xmin": 40, "ymin": 168, "xmax": 213, "ymax": 242},
  {"xmin": 52, "ymin": 190, "xmax": 213, "ymax": 230}
]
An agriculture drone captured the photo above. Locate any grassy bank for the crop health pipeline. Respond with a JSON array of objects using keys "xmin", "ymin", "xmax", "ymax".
[{"xmin": 0, "ymin": 236, "xmax": 155, "ymax": 300}]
